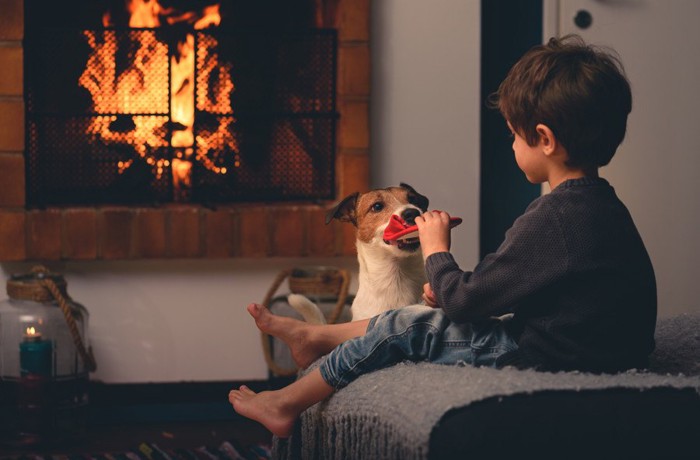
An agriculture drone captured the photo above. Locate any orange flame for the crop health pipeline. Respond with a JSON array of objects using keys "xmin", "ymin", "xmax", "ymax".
[{"xmin": 79, "ymin": 0, "xmax": 238, "ymax": 201}]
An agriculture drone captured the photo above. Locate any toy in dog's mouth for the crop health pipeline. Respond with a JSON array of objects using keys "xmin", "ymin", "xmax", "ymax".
[{"xmin": 383, "ymin": 212, "xmax": 463, "ymax": 251}]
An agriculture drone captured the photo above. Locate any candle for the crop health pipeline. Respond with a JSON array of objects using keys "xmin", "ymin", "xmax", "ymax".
[{"xmin": 19, "ymin": 327, "xmax": 53, "ymax": 377}]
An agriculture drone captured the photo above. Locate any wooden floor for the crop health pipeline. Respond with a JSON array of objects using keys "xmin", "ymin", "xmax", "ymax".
[
  {"xmin": 0, "ymin": 379, "xmax": 288, "ymax": 457},
  {"xmin": 1, "ymin": 419, "xmax": 272, "ymax": 457}
]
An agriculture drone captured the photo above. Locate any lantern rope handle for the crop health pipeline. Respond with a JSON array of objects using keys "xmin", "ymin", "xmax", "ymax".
[{"xmin": 31, "ymin": 266, "xmax": 98, "ymax": 372}]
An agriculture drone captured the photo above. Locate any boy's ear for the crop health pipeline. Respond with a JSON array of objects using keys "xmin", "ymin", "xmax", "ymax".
[{"xmin": 535, "ymin": 124, "xmax": 558, "ymax": 156}]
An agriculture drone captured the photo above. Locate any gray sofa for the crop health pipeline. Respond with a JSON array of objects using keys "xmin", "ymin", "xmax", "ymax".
[{"xmin": 273, "ymin": 313, "xmax": 700, "ymax": 459}]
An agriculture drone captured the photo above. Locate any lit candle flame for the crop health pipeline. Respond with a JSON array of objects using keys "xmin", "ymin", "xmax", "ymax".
[{"xmin": 26, "ymin": 326, "xmax": 39, "ymax": 336}]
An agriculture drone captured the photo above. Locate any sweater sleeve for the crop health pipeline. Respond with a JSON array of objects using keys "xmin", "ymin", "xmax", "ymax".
[{"xmin": 425, "ymin": 197, "xmax": 569, "ymax": 323}]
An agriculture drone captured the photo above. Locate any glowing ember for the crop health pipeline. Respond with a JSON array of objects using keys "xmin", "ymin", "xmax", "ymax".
[{"xmin": 78, "ymin": 0, "xmax": 238, "ymax": 201}]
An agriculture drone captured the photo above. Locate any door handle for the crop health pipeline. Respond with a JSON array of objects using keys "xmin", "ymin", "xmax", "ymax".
[{"xmin": 574, "ymin": 9, "xmax": 593, "ymax": 29}]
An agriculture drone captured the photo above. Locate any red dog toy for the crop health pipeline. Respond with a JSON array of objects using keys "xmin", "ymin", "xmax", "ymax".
[{"xmin": 383, "ymin": 212, "xmax": 463, "ymax": 242}]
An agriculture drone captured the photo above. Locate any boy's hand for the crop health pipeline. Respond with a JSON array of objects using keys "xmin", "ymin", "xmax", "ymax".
[
  {"xmin": 415, "ymin": 210, "xmax": 451, "ymax": 260},
  {"xmin": 422, "ymin": 283, "xmax": 439, "ymax": 308}
]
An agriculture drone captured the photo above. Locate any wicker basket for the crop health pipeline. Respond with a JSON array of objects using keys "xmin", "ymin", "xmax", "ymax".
[
  {"xmin": 261, "ymin": 266, "xmax": 351, "ymax": 376},
  {"xmin": 288, "ymin": 266, "xmax": 347, "ymax": 298}
]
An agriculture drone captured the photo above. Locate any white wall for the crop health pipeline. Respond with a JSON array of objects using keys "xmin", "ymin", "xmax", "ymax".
[
  {"xmin": 1, "ymin": 258, "xmax": 359, "ymax": 383},
  {"xmin": 0, "ymin": 0, "xmax": 482, "ymax": 384},
  {"xmin": 551, "ymin": 0, "xmax": 700, "ymax": 318},
  {"xmin": 371, "ymin": 0, "xmax": 481, "ymax": 268}
]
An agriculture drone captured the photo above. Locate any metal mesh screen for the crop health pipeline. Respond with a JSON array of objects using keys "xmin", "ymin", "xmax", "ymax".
[{"xmin": 25, "ymin": 27, "xmax": 337, "ymax": 206}]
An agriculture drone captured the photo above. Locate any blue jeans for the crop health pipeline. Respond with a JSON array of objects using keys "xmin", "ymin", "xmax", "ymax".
[{"xmin": 318, "ymin": 305, "xmax": 518, "ymax": 389}]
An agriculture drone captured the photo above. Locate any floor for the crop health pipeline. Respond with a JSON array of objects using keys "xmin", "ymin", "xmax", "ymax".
[
  {"xmin": 1, "ymin": 419, "xmax": 272, "ymax": 457},
  {"xmin": 0, "ymin": 379, "xmax": 288, "ymax": 457}
]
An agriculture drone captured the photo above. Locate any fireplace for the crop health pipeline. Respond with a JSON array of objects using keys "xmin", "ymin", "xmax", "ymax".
[
  {"xmin": 26, "ymin": 1, "xmax": 338, "ymax": 205},
  {"xmin": 0, "ymin": 0, "xmax": 369, "ymax": 260}
]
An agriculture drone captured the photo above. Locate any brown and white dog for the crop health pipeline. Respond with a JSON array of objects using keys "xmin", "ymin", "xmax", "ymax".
[{"xmin": 289, "ymin": 183, "xmax": 429, "ymax": 323}]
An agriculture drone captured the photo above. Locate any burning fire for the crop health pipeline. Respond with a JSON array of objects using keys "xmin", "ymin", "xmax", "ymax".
[{"xmin": 78, "ymin": 0, "xmax": 238, "ymax": 201}]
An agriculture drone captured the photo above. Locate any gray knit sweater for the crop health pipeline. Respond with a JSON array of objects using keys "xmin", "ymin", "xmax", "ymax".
[{"xmin": 425, "ymin": 177, "xmax": 657, "ymax": 373}]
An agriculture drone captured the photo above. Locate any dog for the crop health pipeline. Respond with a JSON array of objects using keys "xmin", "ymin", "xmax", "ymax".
[{"xmin": 289, "ymin": 183, "xmax": 429, "ymax": 324}]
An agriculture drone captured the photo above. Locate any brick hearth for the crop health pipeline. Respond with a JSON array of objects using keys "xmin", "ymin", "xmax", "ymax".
[{"xmin": 0, "ymin": 0, "xmax": 368, "ymax": 261}]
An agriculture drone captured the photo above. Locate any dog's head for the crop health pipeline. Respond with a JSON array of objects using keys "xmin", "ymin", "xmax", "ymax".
[{"xmin": 326, "ymin": 183, "xmax": 429, "ymax": 254}]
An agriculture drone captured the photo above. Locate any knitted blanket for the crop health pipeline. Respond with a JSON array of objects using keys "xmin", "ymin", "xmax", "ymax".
[{"xmin": 273, "ymin": 313, "xmax": 700, "ymax": 460}]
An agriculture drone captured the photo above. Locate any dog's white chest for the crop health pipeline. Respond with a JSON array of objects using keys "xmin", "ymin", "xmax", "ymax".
[{"xmin": 351, "ymin": 243, "xmax": 427, "ymax": 320}]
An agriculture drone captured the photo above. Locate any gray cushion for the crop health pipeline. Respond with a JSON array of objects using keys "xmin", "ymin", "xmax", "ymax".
[{"xmin": 273, "ymin": 313, "xmax": 700, "ymax": 460}]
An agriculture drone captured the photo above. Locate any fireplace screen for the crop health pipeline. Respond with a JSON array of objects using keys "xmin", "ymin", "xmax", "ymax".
[{"xmin": 24, "ymin": 2, "xmax": 337, "ymax": 206}]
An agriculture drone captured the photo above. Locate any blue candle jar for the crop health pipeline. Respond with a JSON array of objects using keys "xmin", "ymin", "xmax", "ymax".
[{"xmin": 19, "ymin": 328, "xmax": 53, "ymax": 377}]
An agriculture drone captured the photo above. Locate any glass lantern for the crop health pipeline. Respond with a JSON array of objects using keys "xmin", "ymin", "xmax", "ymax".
[{"xmin": 0, "ymin": 266, "xmax": 96, "ymax": 447}]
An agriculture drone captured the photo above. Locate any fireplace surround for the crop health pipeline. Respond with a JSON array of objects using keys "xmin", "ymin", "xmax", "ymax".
[{"xmin": 0, "ymin": 0, "xmax": 369, "ymax": 261}]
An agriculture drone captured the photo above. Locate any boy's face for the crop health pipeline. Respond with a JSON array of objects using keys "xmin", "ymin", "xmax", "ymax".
[{"xmin": 507, "ymin": 121, "xmax": 548, "ymax": 184}]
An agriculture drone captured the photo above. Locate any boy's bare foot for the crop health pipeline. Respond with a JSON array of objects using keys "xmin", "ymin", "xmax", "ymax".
[
  {"xmin": 229, "ymin": 385, "xmax": 299, "ymax": 438},
  {"xmin": 229, "ymin": 370, "xmax": 334, "ymax": 438},
  {"xmin": 247, "ymin": 303, "xmax": 322, "ymax": 368}
]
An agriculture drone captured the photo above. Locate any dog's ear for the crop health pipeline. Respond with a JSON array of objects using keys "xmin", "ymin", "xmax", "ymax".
[
  {"xmin": 400, "ymin": 183, "xmax": 429, "ymax": 212},
  {"xmin": 325, "ymin": 192, "xmax": 359, "ymax": 226}
]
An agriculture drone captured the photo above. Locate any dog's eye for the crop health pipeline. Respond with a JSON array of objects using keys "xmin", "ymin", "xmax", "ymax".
[{"xmin": 371, "ymin": 202, "xmax": 384, "ymax": 213}]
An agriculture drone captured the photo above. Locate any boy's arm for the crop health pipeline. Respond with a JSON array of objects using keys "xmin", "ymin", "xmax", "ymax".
[{"xmin": 424, "ymin": 199, "xmax": 569, "ymax": 323}]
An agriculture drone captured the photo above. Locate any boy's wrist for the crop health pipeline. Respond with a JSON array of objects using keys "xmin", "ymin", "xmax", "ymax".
[{"xmin": 422, "ymin": 245, "xmax": 450, "ymax": 260}]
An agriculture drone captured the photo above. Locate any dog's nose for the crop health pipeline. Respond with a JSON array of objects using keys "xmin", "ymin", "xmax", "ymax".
[{"xmin": 401, "ymin": 208, "xmax": 421, "ymax": 225}]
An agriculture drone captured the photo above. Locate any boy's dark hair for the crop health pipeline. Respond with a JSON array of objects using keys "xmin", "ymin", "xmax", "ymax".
[{"xmin": 491, "ymin": 35, "xmax": 632, "ymax": 168}]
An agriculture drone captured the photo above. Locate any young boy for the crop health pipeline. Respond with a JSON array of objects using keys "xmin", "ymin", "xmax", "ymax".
[{"xmin": 229, "ymin": 35, "xmax": 657, "ymax": 438}]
